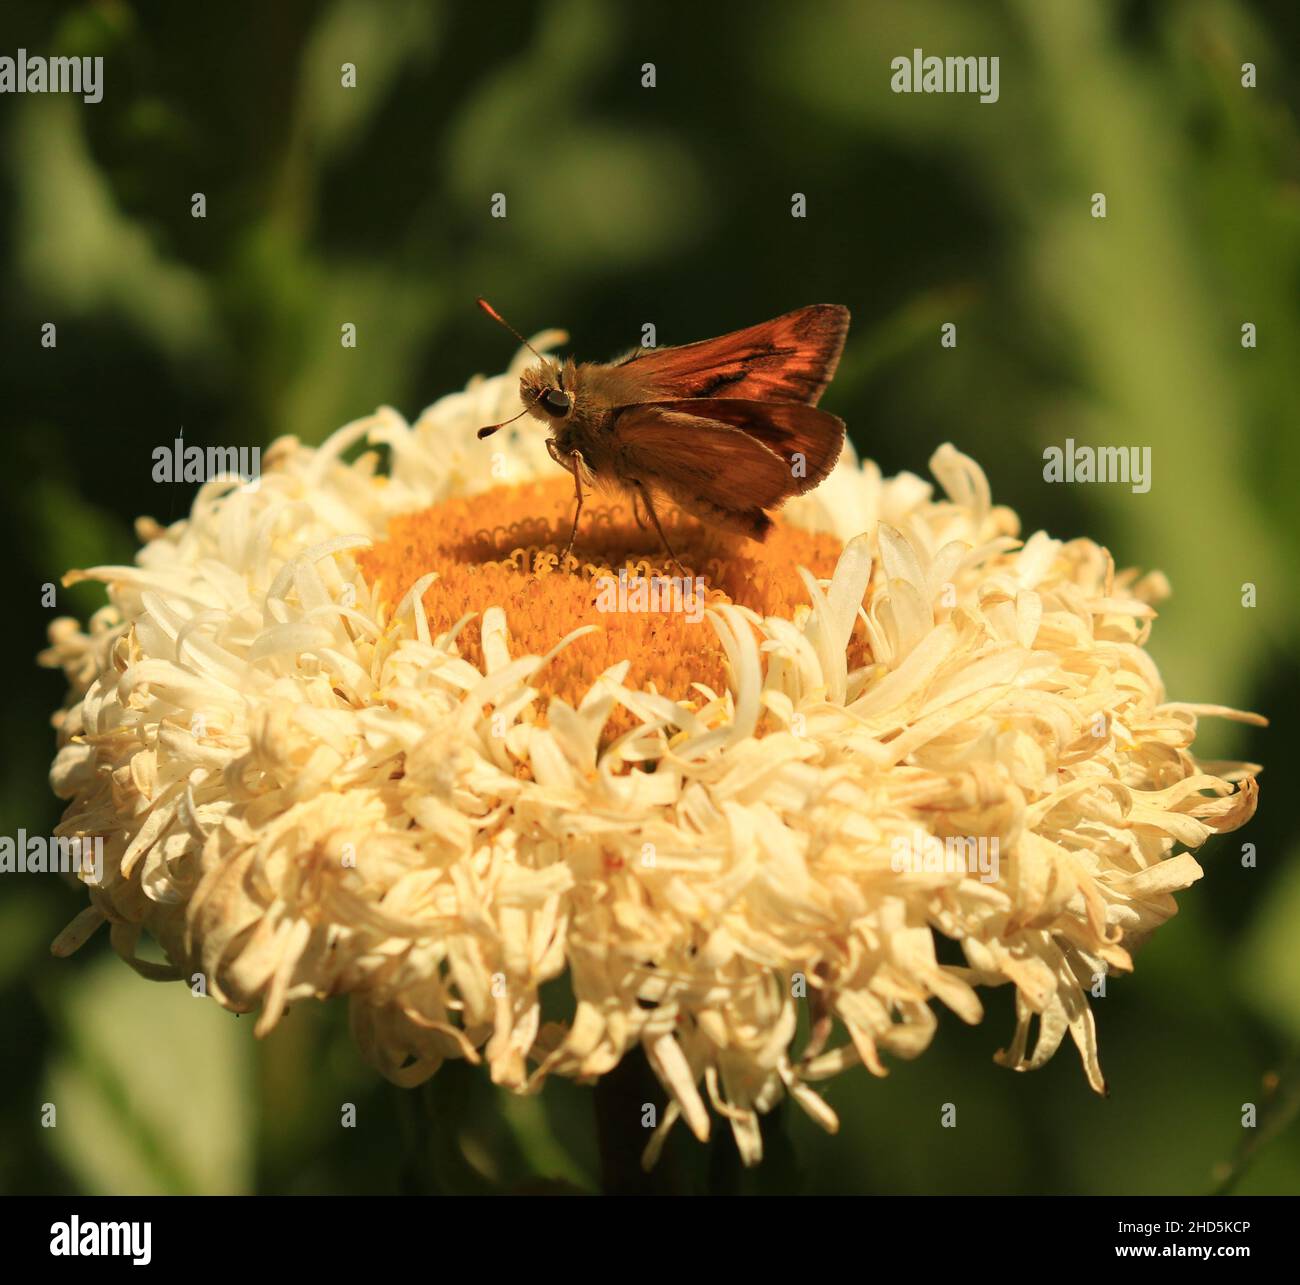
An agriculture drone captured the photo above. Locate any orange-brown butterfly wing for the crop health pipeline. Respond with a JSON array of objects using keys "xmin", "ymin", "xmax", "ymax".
[
  {"xmin": 630, "ymin": 399, "xmax": 845, "ymax": 493},
  {"xmin": 615, "ymin": 402, "xmax": 844, "ymax": 540},
  {"xmin": 597, "ymin": 304, "xmax": 850, "ymax": 407},
  {"xmin": 617, "ymin": 409, "xmax": 795, "ymax": 508}
]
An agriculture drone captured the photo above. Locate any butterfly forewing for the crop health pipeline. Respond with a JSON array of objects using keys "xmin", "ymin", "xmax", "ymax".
[{"xmin": 602, "ymin": 304, "xmax": 849, "ymax": 408}]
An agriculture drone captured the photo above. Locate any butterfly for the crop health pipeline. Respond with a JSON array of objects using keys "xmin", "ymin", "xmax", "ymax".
[{"xmin": 476, "ymin": 300, "xmax": 849, "ymax": 568}]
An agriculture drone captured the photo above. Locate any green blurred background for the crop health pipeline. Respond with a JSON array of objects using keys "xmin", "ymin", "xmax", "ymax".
[{"xmin": 1, "ymin": 0, "xmax": 1296, "ymax": 1195}]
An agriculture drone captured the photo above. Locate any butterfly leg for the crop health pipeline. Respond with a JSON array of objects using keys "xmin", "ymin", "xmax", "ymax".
[
  {"xmin": 559, "ymin": 448, "xmax": 586, "ymax": 563},
  {"xmin": 631, "ymin": 480, "xmax": 685, "ymax": 576},
  {"xmin": 630, "ymin": 488, "xmax": 648, "ymax": 531}
]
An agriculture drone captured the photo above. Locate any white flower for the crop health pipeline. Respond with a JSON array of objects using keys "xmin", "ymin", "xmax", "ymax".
[{"xmin": 41, "ymin": 344, "xmax": 1263, "ymax": 1167}]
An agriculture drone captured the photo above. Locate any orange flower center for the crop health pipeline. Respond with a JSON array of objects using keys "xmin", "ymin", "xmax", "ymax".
[{"xmin": 359, "ymin": 478, "xmax": 847, "ymax": 708}]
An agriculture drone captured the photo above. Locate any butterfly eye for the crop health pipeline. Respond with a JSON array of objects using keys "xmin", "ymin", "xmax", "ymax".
[{"xmin": 540, "ymin": 389, "xmax": 572, "ymax": 416}]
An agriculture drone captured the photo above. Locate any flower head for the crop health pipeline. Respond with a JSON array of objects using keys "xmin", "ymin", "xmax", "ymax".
[{"xmin": 42, "ymin": 337, "xmax": 1262, "ymax": 1166}]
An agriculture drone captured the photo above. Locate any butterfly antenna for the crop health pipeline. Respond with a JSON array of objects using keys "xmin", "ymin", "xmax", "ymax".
[
  {"xmin": 476, "ymin": 405, "xmax": 530, "ymax": 440},
  {"xmin": 477, "ymin": 297, "xmax": 547, "ymax": 366}
]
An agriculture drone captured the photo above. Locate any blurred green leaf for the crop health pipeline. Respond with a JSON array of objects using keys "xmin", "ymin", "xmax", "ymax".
[
  {"xmin": 14, "ymin": 100, "xmax": 220, "ymax": 362},
  {"xmin": 42, "ymin": 955, "xmax": 253, "ymax": 1194},
  {"xmin": 1237, "ymin": 841, "xmax": 1300, "ymax": 1041}
]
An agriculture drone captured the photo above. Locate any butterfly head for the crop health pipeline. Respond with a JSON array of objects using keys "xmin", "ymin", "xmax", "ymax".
[{"xmin": 519, "ymin": 359, "xmax": 575, "ymax": 421}]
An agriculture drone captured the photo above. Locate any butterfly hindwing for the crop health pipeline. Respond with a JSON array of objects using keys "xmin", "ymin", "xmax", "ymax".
[
  {"xmin": 625, "ymin": 399, "xmax": 845, "ymax": 494},
  {"xmin": 613, "ymin": 396, "xmax": 845, "ymax": 540},
  {"xmin": 615, "ymin": 407, "xmax": 796, "ymax": 512}
]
